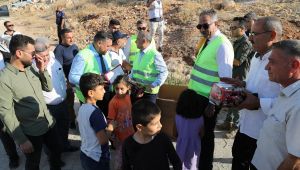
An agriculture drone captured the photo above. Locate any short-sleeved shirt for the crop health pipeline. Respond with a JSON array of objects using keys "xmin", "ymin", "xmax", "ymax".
[
  {"xmin": 108, "ymin": 48, "xmax": 126, "ymax": 68},
  {"xmin": 122, "ymin": 132, "xmax": 182, "ymax": 170},
  {"xmin": 107, "ymin": 95, "xmax": 134, "ymax": 142},
  {"xmin": 56, "ymin": 10, "xmax": 65, "ymax": 25},
  {"xmin": 53, "ymin": 44, "xmax": 79, "ymax": 79},
  {"xmin": 77, "ymin": 103, "xmax": 110, "ymax": 161},
  {"xmin": 252, "ymin": 80, "xmax": 300, "ymax": 170}
]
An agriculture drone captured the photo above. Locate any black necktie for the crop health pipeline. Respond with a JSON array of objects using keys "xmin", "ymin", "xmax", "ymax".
[
  {"xmin": 99, "ymin": 54, "xmax": 107, "ymax": 74},
  {"xmin": 200, "ymin": 39, "xmax": 209, "ymax": 54}
]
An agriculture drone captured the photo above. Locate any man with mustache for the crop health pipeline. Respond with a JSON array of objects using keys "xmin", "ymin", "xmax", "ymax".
[
  {"xmin": 188, "ymin": 9, "xmax": 234, "ymax": 170},
  {"xmin": 252, "ymin": 40, "xmax": 300, "ymax": 170},
  {"xmin": 221, "ymin": 16, "xmax": 282, "ymax": 170}
]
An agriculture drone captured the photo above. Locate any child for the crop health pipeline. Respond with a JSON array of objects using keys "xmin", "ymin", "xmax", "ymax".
[
  {"xmin": 77, "ymin": 73, "xmax": 110, "ymax": 170},
  {"xmin": 108, "ymin": 31, "xmax": 128, "ymax": 68},
  {"xmin": 106, "ymin": 75, "xmax": 134, "ymax": 170},
  {"xmin": 175, "ymin": 89, "xmax": 205, "ymax": 170},
  {"xmin": 122, "ymin": 99, "xmax": 182, "ymax": 170}
]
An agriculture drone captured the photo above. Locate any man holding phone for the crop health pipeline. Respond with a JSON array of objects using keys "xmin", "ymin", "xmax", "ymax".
[{"xmin": 0, "ymin": 35, "xmax": 63, "ymax": 170}]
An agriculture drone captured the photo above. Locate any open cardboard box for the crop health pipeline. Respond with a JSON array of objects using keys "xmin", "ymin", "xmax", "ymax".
[{"xmin": 156, "ymin": 84, "xmax": 187, "ymax": 140}]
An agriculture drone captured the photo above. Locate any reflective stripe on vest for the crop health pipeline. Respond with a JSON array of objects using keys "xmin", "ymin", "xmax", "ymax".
[
  {"xmin": 75, "ymin": 45, "xmax": 112, "ymax": 102},
  {"xmin": 132, "ymin": 49, "xmax": 160, "ymax": 94},
  {"xmin": 132, "ymin": 70, "xmax": 160, "ymax": 78},
  {"xmin": 188, "ymin": 34, "xmax": 231, "ymax": 98}
]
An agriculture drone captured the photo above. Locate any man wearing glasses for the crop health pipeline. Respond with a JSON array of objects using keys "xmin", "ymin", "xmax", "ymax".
[
  {"xmin": 0, "ymin": 21, "xmax": 21, "ymax": 48},
  {"xmin": 217, "ymin": 17, "xmax": 253, "ymax": 137},
  {"xmin": 123, "ymin": 20, "xmax": 156, "ymax": 66},
  {"xmin": 188, "ymin": 9, "xmax": 234, "ymax": 170},
  {"xmin": 221, "ymin": 16, "xmax": 282, "ymax": 170},
  {"xmin": 0, "ymin": 35, "xmax": 63, "ymax": 170}
]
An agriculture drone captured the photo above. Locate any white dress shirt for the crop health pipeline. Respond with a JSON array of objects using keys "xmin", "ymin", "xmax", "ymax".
[
  {"xmin": 209, "ymin": 29, "xmax": 234, "ymax": 78},
  {"xmin": 239, "ymin": 51, "xmax": 281, "ymax": 139},
  {"xmin": 252, "ymin": 80, "xmax": 300, "ymax": 170},
  {"xmin": 34, "ymin": 52, "xmax": 67, "ymax": 105},
  {"xmin": 0, "ymin": 31, "xmax": 21, "ymax": 47},
  {"xmin": 148, "ymin": 0, "xmax": 163, "ymax": 19}
]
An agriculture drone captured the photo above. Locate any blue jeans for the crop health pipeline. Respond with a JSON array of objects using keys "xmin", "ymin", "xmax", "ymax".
[{"xmin": 80, "ymin": 151, "xmax": 110, "ymax": 170}]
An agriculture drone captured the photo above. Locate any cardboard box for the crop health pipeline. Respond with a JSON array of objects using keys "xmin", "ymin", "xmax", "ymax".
[{"xmin": 157, "ymin": 84, "xmax": 187, "ymax": 140}]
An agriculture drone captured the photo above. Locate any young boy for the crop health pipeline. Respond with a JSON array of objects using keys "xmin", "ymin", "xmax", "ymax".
[
  {"xmin": 122, "ymin": 99, "xmax": 182, "ymax": 170},
  {"xmin": 77, "ymin": 73, "xmax": 110, "ymax": 170}
]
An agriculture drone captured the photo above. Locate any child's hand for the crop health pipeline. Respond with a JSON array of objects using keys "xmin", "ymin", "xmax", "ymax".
[{"xmin": 106, "ymin": 123, "xmax": 114, "ymax": 132}]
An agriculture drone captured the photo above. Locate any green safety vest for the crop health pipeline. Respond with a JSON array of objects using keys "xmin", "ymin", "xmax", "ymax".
[
  {"xmin": 188, "ymin": 34, "xmax": 231, "ymax": 98},
  {"xmin": 129, "ymin": 35, "xmax": 139, "ymax": 65},
  {"xmin": 75, "ymin": 45, "xmax": 111, "ymax": 102},
  {"xmin": 132, "ymin": 49, "xmax": 160, "ymax": 94},
  {"xmin": 129, "ymin": 35, "xmax": 156, "ymax": 65}
]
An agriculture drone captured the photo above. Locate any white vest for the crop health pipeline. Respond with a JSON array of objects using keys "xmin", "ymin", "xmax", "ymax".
[{"xmin": 148, "ymin": 0, "xmax": 163, "ymax": 19}]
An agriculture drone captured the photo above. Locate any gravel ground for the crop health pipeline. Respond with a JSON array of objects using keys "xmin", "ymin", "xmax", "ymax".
[{"xmin": 0, "ymin": 109, "xmax": 234, "ymax": 170}]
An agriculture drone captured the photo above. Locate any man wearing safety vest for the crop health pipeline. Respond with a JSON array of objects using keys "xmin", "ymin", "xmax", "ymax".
[
  {"xmin": 131, "ymin": 31, "xmax": 168, "ymax": 104},
  {"xmin": 188, "ymin": 9, "xmax": 234, "ymax": 170},
  {"xmin": 124, "ymin": 20, "xmax": 156, "ymax": 66},
  {"xmin": 68, "ymin": 31, "xmax": 113, "ymax": 116}
]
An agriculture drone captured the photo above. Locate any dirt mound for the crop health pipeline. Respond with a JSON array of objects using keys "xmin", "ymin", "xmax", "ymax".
[
  {"xmin": 69, "ymin": 0, "xmax": 300, "ymax": 84},
  {"xmin": 4, "ymin": 0, "xmax": 299, "ymax": 84}
]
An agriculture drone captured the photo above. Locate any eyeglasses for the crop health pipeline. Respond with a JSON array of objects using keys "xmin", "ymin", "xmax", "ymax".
[
  {"xmin": 249, "ymin": 31, "xmax": 271, "ymax": 36},
  {"xmin": 7, "ymin": 24, "xmax": 14, "ymax": 27},
  {"xmin": 137, "ymin": 27, "xmax": 147, "ymax": 31},
  {"xmin": 21, "ymin": 50, "xmax": 36, "ymax": 57},
  {"xmin": 196, "ymin": 23, "xmax": 212, "ymax": 30}
]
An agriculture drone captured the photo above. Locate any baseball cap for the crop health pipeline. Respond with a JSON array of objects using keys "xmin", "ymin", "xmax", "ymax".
[{"xmin": 112, "ymin": 31, "xmax": 128, "ymax": 41}]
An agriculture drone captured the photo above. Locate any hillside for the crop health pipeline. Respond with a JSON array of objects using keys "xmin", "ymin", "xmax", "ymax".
[{"xmin": 1, "ymin": 0, "xmax": 300, "ymax": 84}]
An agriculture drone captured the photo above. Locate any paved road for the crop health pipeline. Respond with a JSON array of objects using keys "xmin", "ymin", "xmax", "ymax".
[{"xmin": 0, "ymin": 111, "xmax": 233, "ymax": 170}]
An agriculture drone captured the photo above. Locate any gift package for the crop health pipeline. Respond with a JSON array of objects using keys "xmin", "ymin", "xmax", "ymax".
[{"xmin": 209, "ymin": 82, "xmax": 246, "ymax": 107}]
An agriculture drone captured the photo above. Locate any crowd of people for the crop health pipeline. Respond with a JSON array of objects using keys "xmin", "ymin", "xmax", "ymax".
[{"xmin": 0, "ymin": 0, "xmax": 299, "ymax": 170}]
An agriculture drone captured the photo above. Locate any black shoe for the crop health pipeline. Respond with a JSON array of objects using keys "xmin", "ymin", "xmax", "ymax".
[
  {"xmin": 63, "ymin": 145, "xmax": 79, "ymax": 152},
  {"xmin": 9, "ymin": 156, "xmax": 19, "ymax": 169}
]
